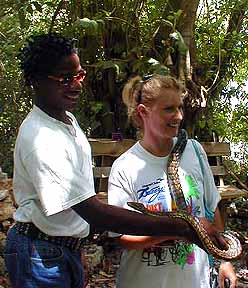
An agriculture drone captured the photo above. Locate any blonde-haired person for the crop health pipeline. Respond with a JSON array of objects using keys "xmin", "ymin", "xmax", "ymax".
[{"xmin": 108, "ymin": 74, "xmax": 236, "ymax": 288}]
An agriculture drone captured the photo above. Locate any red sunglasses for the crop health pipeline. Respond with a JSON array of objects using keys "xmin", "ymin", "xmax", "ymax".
[{"xmin": 47, "ymin": 69, "xmax": 86, "ymax": 86}]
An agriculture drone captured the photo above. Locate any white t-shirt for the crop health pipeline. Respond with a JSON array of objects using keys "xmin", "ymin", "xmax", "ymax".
[
  {"xmin": 108, "ymin": 139, "xmax": 220, "ymax": 288},
  {"xmin": 13, "ymin": 105, "xmax": 95, "ymax": 237}
]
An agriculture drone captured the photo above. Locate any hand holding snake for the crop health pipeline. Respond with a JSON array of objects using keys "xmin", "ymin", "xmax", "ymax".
[
  {"xmin": 198, "ymin": 216, "xmax": 228, "ymax": 250},
  {"xmin": 127, "ymin": 202, "xmax": 242, "ymax": 261}
]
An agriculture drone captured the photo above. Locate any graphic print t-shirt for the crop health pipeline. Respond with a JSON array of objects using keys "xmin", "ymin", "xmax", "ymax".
[{"xmin": 108, "ymin": 139, "xmax": 220, "ymax": 288}]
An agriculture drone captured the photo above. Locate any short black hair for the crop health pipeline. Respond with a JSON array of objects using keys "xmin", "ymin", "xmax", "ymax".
[{"xmin": 18, "ymin": 33, "xmax": 78, "ymax": 86}]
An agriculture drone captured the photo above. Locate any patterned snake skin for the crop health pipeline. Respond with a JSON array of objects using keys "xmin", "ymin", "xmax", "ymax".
[{"xmin": 127, "ymin": 130, "xmax": 242, "ymax": 261}]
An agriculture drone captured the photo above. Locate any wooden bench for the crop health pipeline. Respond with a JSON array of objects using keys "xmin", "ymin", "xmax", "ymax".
[
  {"xmin": 89, "ymin": 138, "xmax": 247, "ymax": 223},
  {"xmin": 89, "ymin": 138, "xmax": 136, "ymax": 202}
]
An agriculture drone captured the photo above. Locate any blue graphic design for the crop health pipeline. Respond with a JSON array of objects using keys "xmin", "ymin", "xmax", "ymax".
[{"xmin": 137, "ymin": 178, "xmax": 168, "ymax": 211}]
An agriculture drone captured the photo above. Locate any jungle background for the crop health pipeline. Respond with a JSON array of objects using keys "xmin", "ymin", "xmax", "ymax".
[
  {"xmin": 0, "ymin": 0, "xmax": 248, "ymax": 188},
  {"xmin": 0, "ymin": 1, "xmax": 248, "ymax": 287}
]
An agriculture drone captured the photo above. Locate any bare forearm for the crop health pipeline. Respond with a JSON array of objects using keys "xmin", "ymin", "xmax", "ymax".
[
  {"xmin": 213, "ymin": 207, "xmax": 225, "ymax": 231},
  {"xmin": 72, "ymin": 196, "xmax": 191, "ymax": 239},
  {"xmin": 118, "ymin": 235, "xmax": 184, "ymax": 250}
]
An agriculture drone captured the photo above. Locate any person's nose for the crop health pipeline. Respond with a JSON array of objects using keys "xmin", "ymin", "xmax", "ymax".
[
  {"xmin": 175, "ymin": 107, "xmax": 183, "ymax": 120},
  {"xmin": 70, "ymin": 78, "xmax": 83, "ymax": 90}
]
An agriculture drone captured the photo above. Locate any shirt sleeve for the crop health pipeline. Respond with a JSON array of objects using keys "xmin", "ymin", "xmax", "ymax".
[
  {"xmin": 193, "ymin": 140, "xmax": 221, "ymax": 215},
  {"xmin": 23, "ymin": 145, "xmax": 95, "ymax": 216}
]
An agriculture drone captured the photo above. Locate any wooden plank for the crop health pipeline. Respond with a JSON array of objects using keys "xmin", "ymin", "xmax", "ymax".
[
  {"xmin": 99, "ymin": 156, "xmax": 114, "ymax": 193},
  {"xmin": 89, "ymin": 138, "xmax": 136, "ymax": 157},
  {"xmin": 211, "ymin": 166, "xmax": 227, "ymax": 176},
  {"xmin": 93, "ymin": 167, "xmax": 111, "ymax": 178},
  {"xmin": 218, "ymin": 185, "xmax": 247, "ymax": 200},
  {"xmin": 97, "ymin": 192, "xmax": 108, "ymax": 203},
  {"xmin": 94, "ymin": 166, "xmax": 227, "ymax": 178},
  {"xmin": 200, "ymin": 142, "xmax": 230, "ymax": 156},
  {"xmin": 93, "ymin": 165, "xmax": 227, "ymax": 178},
  {"xmin": 89, "ymin": 139, "xmax": 231, "ymax": 157}
]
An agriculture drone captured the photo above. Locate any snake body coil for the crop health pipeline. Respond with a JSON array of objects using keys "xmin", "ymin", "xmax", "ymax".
[{"xmin": 127, "ymin": 201, "xmax": 242, "ymax": 261}]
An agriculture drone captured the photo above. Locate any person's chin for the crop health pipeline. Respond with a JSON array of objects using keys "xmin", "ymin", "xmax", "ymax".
[
  {"xmin": 169, "ymin": 126, "xmax": 180, "ymax": 136},
  {"xmin": 66, "ymin": 105, "xmax": 77, "ymax": 112},
  {"xmin": 64, "ymin": 99, "xmax": 78, "ymax": 111}
]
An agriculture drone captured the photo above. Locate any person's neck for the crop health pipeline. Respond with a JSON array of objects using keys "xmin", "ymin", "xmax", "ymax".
[
  {"xmin": 140, "ymin": 137, "xmax": 174, "ymax": 157},
  {"xmin": 35, "ymin": 103, "xmax": 71, "ymax": 124}
]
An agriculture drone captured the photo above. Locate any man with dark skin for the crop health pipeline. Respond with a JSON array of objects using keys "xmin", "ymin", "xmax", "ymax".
[{"xmin": 4, "ymin": 33, "xmax": 226, "ymax": 288}]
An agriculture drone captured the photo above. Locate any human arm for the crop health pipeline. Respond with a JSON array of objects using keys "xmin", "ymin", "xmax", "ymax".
[
  {"xmin": 196, "ymin": 153, "xmax": 234, "ymax": 287},
  {"xmin": 107, "ymin": 208, "xmax": 226, "ymax": 251},
  {"xmin": 218, "ymin": 261, "xmax": 237, "ymax": 288},
  {"xmin": 72, "ymin": 195, "xmax": 226, "ymax": 251},
  {"xmin": 214, "ymin": 207, "xmax": 237, "ymax": 287},
  {"xmin": 214, "ymin": 210, "xmax": 237, "ymax": 287},
  {"xmin": 191, "ymin": 140, "xmax": 227, "ymax": 247},
  {"xmin": 199, "ymin": 206, "xmax": 224, "ymax": 241},
  {"xmin": 72, "ymin": 195, "xmax": 191, "ymax": 238},
  {"xmin": 213, "ymin": 206, "xmax": 225, "ymax": 231},
  {"xmin": 117, "ymin": 235, "xmax": 183, "ymax": 250},
  {"xmin": 114, "ymin": 209, "xmax": 227, "ymax": 250}
]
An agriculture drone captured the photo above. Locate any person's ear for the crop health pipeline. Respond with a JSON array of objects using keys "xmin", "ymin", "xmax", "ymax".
[{"xmin": 137, "ymin": 104, "xmax": 149, "ymax": 118}]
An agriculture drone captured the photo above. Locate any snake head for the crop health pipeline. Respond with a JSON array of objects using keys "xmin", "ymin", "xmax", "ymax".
[{"xmin": 127, "ymin": 202, "xmax": 146, "ymax": 212}]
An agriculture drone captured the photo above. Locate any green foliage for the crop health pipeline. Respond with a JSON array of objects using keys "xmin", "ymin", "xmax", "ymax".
[
  {"xmin": 193, "ymin": 0, "xmax": 248, "ymax": 185},
  {"xmin": 230, "ymin": 103, "xmax": 248, "ymax": 143},
  {"xmin": 170, "ymin": 31, "xmax": 188, "ymax": 55},
  {"xmin": 196, "ymin": 0, "xmax": 248, "ymax": 86},
  {"xmin": 0, "ymin": 0, "xmax": 248, "ymax": 180},
  {"xmin": 209, "ymin": 85, "xmax": 248, "ymax": 183},
  {"xmin": 74, "ymin": 18, "xmax": 99, "ymax": 36},
  {"xmin": 210, "ymin": 85, "xmax": 248, "ymax": 143}
]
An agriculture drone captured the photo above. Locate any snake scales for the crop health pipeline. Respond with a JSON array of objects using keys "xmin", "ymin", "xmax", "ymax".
[
  {"xmin": 127, "ymin": 201, "xmax": 242, "ymax": 261},
  {"xmin": 128, "ymin": 130, "xmax": 242, "ymax": 261}
]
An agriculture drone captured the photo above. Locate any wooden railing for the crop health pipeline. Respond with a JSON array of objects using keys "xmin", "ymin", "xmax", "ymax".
[{"xmin": 89, "ymin": 138, "xmax": 247, "ymax": 223}]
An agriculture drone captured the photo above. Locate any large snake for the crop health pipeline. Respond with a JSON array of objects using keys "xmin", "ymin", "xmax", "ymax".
[
  {"xmin": 127, "ymin": 201, "xmax": 242, "ymax": 261},
  {"xmin": 127, "ymin": 130, "xmax": 242, "ymax": 261}
]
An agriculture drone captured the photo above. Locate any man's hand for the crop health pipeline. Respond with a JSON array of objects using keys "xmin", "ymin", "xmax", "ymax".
[
  {"xmin": 199, "ymin": 217, "xmax": 228, "ymax": 250},
  {"xmin": 184, "ymin": 217, "xmax": 228, "ymax": 252},
  {"xmin": 219, "ymin": 262, "xmax": 237, "ymax": 288}
]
